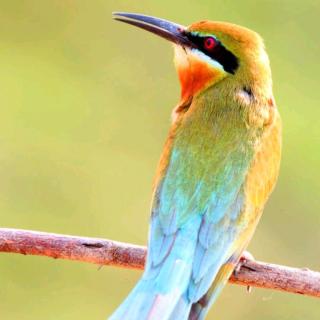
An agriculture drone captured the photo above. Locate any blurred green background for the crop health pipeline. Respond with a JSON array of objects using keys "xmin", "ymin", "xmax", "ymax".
[{"xmin": 0, "ymin": 1, "xmax": 319, "ymax": 319}]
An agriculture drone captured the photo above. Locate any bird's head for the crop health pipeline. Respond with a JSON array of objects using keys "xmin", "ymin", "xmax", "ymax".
[{"xmin": 113, "ymin": 13, "xmax": 274, "ymax": 121}]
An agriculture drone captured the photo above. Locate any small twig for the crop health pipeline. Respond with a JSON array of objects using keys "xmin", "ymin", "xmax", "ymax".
[{"xmin": 0, "ymin": 228, "xmax": 319, "ymax": 298}]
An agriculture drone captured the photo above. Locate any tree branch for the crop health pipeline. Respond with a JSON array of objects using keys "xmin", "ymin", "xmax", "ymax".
[{"xmin": 0, "ymin": 228, "xmax": 319, "ymax": 298}]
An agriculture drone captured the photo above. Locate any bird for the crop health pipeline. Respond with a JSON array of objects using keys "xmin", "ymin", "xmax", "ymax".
[{"xmin": 110, "ymin": 12, "xmax": 281, "ymax": 320}]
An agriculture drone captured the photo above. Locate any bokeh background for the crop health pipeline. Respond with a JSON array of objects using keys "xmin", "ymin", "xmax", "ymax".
[{"xmin": 0, "ymin": 1, "xmax": 319, "ymax": 319}]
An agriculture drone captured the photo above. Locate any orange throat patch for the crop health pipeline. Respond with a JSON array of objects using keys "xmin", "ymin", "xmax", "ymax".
[{"xmin": 174, "ymin": 46, "xmax": 226, "ymax": 103}]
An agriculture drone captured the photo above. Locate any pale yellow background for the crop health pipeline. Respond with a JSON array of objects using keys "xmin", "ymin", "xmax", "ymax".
[{"xmin": 0, "ymin": 1, "xmax": 319, "ymax": 319}]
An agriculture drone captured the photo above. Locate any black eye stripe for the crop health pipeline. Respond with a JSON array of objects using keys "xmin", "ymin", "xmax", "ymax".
[{"xmin": 185, "ymin": 33, "xmax": 239, "ymax": 74}]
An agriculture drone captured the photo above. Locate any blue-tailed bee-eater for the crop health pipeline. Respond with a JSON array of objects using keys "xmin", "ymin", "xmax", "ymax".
[{"xmin": 110, "ymin": 12, "xmax": 281, "ymax": 320}]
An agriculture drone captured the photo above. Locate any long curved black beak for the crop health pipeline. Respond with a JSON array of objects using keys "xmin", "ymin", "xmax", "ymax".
[{"xmin": 112, "ymin": 12, "xmax": 194, "ymax": 48}]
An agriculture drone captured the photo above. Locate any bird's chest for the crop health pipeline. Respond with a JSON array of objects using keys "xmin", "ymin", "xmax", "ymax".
[{"xmin": 161, "ymin": 120, "xmax": 254, "ymax": 208}]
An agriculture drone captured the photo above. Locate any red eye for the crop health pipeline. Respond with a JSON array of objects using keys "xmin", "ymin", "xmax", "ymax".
[{"xmin": 204, "ymin": 37, "xmax": 216, "ymax": 50}]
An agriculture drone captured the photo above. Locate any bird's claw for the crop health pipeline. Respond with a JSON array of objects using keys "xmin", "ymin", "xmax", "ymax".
[
  {"xmin": 235, "ymin": 251, "xmax": 255, "ymax": 273},
  {"xmin": 234, "ymin": 251, "xmax": 255, "ymax": 294}
]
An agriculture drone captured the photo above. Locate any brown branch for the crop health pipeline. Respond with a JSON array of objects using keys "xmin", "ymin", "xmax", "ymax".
[{"xmin": 0, "ymin": 228, "xmax": 319, "ymax": 298}]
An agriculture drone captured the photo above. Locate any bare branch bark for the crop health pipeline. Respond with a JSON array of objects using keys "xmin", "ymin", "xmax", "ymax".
[{"xmin": 0, "ymin": 228, "xmax": 319, "ymax": 298}]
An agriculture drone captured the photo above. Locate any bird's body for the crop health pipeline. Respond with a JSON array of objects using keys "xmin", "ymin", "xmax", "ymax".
[{"xmin": 110, "ymin": 13, "xmax": 281, "ymax": 320}]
